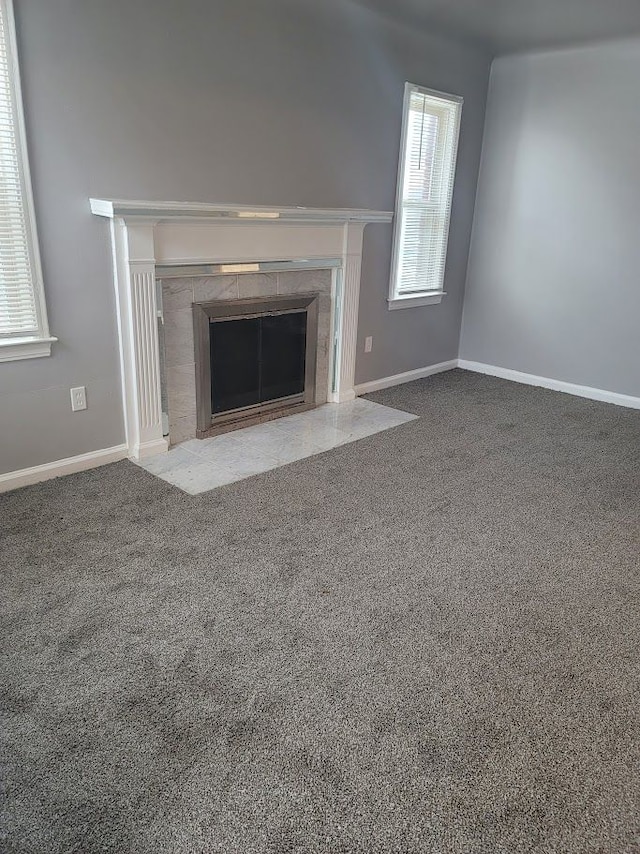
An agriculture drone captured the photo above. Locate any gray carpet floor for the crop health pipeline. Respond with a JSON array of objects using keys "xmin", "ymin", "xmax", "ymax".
[{"xmin": 1, "ymin": 369, "xmax": 639, "ymax": 853}]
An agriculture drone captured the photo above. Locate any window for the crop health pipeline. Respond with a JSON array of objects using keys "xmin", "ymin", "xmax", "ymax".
[
  {"xmin": 0, "ymin": 0, "xmax": 54, "ymax": 361},
  {"xmin": 388, "ymin": 83, "xmax": 462, "ymax": 309}
]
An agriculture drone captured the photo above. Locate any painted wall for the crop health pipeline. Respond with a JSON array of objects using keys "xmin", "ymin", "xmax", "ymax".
[
  {"xmin": 460, "ymin": 39, "xmax": 640, "ymax": 397},
  {"xmin": 0, "ymin": 0, "xmax": 490, "ymax": 475}
]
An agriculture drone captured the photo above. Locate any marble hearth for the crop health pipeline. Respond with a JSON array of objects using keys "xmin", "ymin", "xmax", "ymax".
[{"xmin": 137, "ymin": 398, "xmax": 418, "ymax": 495}]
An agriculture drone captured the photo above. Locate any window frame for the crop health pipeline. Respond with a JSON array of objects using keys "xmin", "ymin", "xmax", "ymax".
[
  {"xmin": 388, "ymin": 82, "xmax": 463, "ymax": 311},
  {"xmin": 0, "ymin": 0, "xmax": 54, "ymax": 362}
]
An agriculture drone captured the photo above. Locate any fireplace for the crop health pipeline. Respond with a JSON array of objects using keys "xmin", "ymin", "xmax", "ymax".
[
  {"xmin": 90, "ymin": 199, "xmax": 393, "ymax": 459},
  {"xmin": 193, "ymin": 294, "xmax": 318, "ymax": 435}
]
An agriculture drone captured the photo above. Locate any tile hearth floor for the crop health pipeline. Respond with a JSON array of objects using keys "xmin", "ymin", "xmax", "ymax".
[{"xmin": 135, "ymin": 398, "xmax": 417, "ymax": 495}]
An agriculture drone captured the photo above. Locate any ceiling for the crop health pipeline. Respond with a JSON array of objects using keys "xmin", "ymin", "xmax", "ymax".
[{"xmin": 353, "ymin": 0, "xmax": 640, "ymax": 55}]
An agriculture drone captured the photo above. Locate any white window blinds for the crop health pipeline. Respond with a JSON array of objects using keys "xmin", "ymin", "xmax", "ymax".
[
  {"xmin": 0, "ymin": 0, "xmax": 52, "ymax": 359},
  {"xmin": 389, "ymin": 84, "xmax": 462, "ymax": 305}
]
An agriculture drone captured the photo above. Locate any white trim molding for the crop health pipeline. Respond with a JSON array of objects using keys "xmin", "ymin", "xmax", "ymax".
[
  {"xmin": 355, "ymin": 358, "xmax": 640, "ymax": 411},
  {"xmin": 388, "ymin": 83, "xmax": 462, "ymax": 310},
  {"xmin": 0, "ymin": 444, "xmax": 128, "ymax": 494},
  {"xmin": 92, "ymin": 199, "xmax": 392, "ymax": 460},
  {"xmin": 458, "ymin": 360, "xmax": 640, "ymax": 411},
  {"xmin": 0, "ymin": 0, "xmax": 55, "ymax": 359},
  {"xmin": 90, "ymin": 198, "xmax": 392, "ymax": 224},
  {"xmin": 0, "ymin": 335, "xmax": 57, "ymax": 362},
  {"xmin": 387, "ymin": 292, "xmax": 445, "ymax": 310},
  {"xmin": 354, "ymin": 360, "xmax": 457, "ymax": 395}
]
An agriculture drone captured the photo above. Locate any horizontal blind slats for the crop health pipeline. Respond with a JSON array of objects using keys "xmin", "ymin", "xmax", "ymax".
[
  {"xmin": 0, "ymin": 0, "xmax": 38, "ymax": 336},
  {"xmin": 393, "ymin": 86, "xmax": 461, "ymax": 298}
]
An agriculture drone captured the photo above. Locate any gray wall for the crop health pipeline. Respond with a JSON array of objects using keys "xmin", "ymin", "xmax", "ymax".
[
  {"xmin": 460, "ymin": 39, "xmax": 640, "ymax": 397},
  {"xmin": 0, "ymin": 0, "xmax": 490, "ymax": 475}
]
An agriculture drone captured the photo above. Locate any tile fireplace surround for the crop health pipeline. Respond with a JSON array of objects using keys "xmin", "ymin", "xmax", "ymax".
[
  {"xmin": 160, "ymin": 268, "xmax": 333, "ymax": 446},
  {"xmin": 91, "ymin": 200, "xmax": 393, "ymax": 460}
]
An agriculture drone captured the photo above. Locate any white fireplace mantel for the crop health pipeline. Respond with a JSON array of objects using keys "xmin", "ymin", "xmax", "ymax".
[{"xmin": 91, "ymin": 198, "xmax": 393, "ymax": 460}]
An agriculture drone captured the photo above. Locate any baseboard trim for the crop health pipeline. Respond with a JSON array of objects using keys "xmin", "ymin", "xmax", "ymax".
[
  {"xmin": 131, "ymin": 437, "xmax": 170, "ymax": 461},
  {"xmin": 4, "ymin": 361, "xmax": 635, "ymax": 494},
  {"xmin": 354, "ymin": 360, "xmax": 458, "ymax": 396},
  {"xmin": 0, "ymin": 444, "xmax": 129, "ymax": 494},
  {"xmin": 457, "ymin": 360, "xmax": 640, "ymax": 411}
]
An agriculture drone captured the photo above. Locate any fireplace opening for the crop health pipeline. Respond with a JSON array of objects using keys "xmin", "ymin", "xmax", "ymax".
[
  {"xmin": 194, "ymin": 295, "xmax": 318, "ymax": 437},
  {"xmin": 210, "ymin": 311, "xmax": 307, "ymax": 414}
]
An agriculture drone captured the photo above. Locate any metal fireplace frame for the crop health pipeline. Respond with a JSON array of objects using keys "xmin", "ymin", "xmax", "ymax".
[{"xmin": 193, "ymin": 293, "xmax": 319, "ymax": 437}]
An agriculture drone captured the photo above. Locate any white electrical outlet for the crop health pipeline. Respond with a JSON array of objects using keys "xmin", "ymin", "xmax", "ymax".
[
  {"xmin": 364, "ymin": 336, "xmax": 373, "ymax": 353},
  {"xmin": 70, "ymin": 386, "xmax": 87, "ymax": 412}
]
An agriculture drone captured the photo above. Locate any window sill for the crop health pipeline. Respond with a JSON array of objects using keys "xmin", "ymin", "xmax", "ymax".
[
  {"xmin": 0, "ymin": 335, "xmax": 57, "ymax": 363},
  {"xmin": 388, "ymin": 292, "xmax": 445, "ymax": 310}
]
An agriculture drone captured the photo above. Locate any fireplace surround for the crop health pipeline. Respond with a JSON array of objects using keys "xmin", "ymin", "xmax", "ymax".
[
  {"xmin": 159, "ymin": 265, "xmax": 334, "ymax": 444},
  {"xmin": 91, "ymin": 200, "xmax": 393, "ymax": 459}
]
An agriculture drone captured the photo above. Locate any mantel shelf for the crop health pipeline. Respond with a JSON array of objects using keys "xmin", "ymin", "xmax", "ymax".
[{"xmin": 90, "ymin": 198, "xmax": 393, "ymax": 225}]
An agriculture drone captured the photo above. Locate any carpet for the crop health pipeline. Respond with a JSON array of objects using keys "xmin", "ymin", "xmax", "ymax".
[{"xmin": 1, "ymin": 369, "xmax": 639, "ymax": 853}]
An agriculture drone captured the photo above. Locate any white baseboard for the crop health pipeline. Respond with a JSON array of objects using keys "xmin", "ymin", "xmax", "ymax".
[
  {"xmin": 457, "ymin": 359, "xmax": 640, "ymax": 411},
  {"xmin": 131, "ymin": 437, "xmax": 169, "ymax": 461},
  {"xmin": 3, "ymin": 360, "xmax": 635, "ymax": 495},
  {"xmin": 0, "ymin": 444, "xmax": 128, "ymax": 494},
  {"xmin": 354, "ymin": 360, "xmax": 457, "ymax": 396}
]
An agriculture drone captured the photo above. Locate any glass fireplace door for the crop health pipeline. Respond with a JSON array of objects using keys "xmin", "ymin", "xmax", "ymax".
[{"xmin": 209, "ymin": 310, "xmax": 307, "ymax": 416}]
